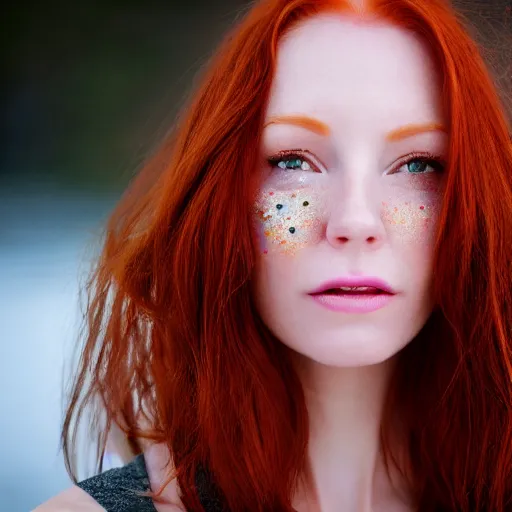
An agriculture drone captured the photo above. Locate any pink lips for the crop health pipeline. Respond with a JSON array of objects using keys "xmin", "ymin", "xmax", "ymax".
[{"xmin": 309, "ymin": 277, "xmax": 396, "ymax": 314}]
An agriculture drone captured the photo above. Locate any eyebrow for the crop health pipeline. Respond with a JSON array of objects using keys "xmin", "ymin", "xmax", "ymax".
[
  {"xmin": 386, "ymin": 122, "xmax": 447, "ymax": 141},
  {"xmin": 263, "ymin": 117, "xmax": 446, "ymax": 141},
  {"xmin": 263, "ymin": 115, "xmax": 331, "ymax": 136}
]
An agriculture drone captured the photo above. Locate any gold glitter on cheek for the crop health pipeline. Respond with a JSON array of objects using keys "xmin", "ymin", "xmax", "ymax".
[
  {"xmin": 382, "ymin": 200, "xmax": 439, "ymax": 243},
  {"xmin": 253, "ymin": 188, "xmax": 324, "ymax": 255}
]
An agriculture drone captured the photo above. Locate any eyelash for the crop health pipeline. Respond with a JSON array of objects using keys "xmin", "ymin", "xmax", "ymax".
[
  {"xmin": 268, "ymin": 150, "xmax": 446, "ymax": 174},
  {"xmin": 391, "ymin": 152, "xmax": 446, "ymax": 174},
  {"xmin": 268, "ymin": 149, "xmax": 322, "ymax": 173}
]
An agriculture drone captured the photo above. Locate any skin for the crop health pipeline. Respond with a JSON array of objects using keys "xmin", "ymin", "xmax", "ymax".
[
  {"xmin": 35, "ymin": 13, "xmax": 447, "ymax": 512},
  {"xmin": 253, "ymin": 13, "xmax": 446, "ymax": 512}
]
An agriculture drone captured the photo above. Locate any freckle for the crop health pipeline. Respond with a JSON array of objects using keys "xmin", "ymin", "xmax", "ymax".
[
  {"xmin": 264, "ymin": 230, "xmax": 270, "ymax": 236},
  {"xmin": 280, "ymin": 240, "xmax": 287, "ymax": 245},
  {"xmin": 419, "ymin": 205, "xmax": 425, "ymax": 210},
  {"xmin": 263, "ymin": 249, "xmax": 268, "ymax": 254},
  {"xmin": 291, "ymin": 193, "xmax": 296, "ymax": 198},
  {"xmin": 394, "ymin": 207, "xmax": 398, "ymax": 212},
  {"xmin": 286, "ymin": 216, "xmax": 291, "ymax": 220},
  {"xmin": 268, "ymin": 191, "xmax": 274, "ymax": 196}
]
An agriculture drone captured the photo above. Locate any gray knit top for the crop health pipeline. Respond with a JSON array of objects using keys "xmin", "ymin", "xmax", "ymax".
[{"xmin": 77, "ymin": 454, "xmax": 224, "ymax": 511}]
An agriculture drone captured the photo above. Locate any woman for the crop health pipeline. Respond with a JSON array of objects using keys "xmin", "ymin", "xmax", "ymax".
[{"xmin": 35, "ymin": 0, "xmax": 512, "ymax": 510}]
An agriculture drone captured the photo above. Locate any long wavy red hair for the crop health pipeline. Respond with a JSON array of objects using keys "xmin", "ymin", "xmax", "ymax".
[{"xmin": 62, "ymin": 0, "xmax": 512, "ymax": 510}]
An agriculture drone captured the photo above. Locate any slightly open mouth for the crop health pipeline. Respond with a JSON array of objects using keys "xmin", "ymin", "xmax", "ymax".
[
  {"xmin": 309, "ymin": 286, "xmax": 395, "ymax": 313},
  {"xmin": 314, "ymin": 286, "xmax": 393, "ymax": 296}
]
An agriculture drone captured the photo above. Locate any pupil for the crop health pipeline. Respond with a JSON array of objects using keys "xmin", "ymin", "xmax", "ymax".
[
  {"xmin": 408, "ymin": 160, "xmax": 426, "ymax": 173},
  {"xmin": 285, "ymin": 158, "xmax": 302, "ymax": 169}
]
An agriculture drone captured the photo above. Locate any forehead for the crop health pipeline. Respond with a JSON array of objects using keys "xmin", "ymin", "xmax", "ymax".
[{"xmin": 266, "ymin": 14, "xmax": 443, "ymax": 128}]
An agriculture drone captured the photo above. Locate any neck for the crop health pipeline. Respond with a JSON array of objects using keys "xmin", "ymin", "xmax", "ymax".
[{"xmin": 293, "ymin": 355, "xmax": 411, "ymax": 512}]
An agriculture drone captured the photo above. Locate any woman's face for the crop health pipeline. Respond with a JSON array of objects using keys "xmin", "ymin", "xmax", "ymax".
[{"xmin": 253, "ymin": 14, "xmax": 447, "ymax": 367}]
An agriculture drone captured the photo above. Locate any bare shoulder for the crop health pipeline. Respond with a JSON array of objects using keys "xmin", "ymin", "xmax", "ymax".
[
  {"xmin": 32, "ymin": 485, "xmax": 105, "ymax": 511},
  {"xmin": 144, "ymin": 443, "xmax": 186, "ymax": 511}
]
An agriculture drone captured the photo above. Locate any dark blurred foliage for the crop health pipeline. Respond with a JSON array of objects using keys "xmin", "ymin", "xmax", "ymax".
[
  {"xmin": 1, "ymin": 0, "xmax": 250, "ymax": 193},
  {"xmin": 1, "ymin": 0, "xmax": 509, "ymax": 193}
]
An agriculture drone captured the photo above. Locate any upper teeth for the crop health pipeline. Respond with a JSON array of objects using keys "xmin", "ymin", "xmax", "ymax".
[{"xmin": 338, "ymin": 286, "xmax": 374, "ymax": 291}]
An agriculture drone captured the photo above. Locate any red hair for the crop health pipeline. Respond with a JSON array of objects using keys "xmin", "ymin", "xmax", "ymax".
[{"xmin": 62, "ymin": 0, "xmax": 512, "ymax": 510}]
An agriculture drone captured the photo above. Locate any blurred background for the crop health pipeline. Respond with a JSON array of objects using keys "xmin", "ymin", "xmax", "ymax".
[
  {"xmin": 1, "ymin": 1, "xmax": 251, "ymax": 510},
  {"xmin": 0, "ymin": 1, "xmax": 510, "ymax": 511}
]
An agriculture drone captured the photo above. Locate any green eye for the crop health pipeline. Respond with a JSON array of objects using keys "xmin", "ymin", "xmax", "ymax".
[
  {"xmin": 407, "ymin": 160, "xmax": 428, "ymax": 173},
  {"xmin": 276, "ymin": 158, "xmax": 311, "ymax": 171},
  {"xmin": 268, "ymin": 151, "xmax": 315, "ymax": 172},
  {"xmin": 398, "ymin": 155, "xmax": 445, "ymax": 174}
]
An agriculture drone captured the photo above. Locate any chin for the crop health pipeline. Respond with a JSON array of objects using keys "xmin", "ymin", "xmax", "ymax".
[{"xmin": 285, "ymin": 325, "xmax": 413, "ymax": 368}]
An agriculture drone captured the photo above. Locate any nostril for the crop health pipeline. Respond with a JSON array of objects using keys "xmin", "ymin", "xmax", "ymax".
[
  {"xmin": 339, "ymin": 236, "xmax": 349, "ymax": 243},
  {"xmin": 367, "ymin": 236, "xmax": 377, "ymax": 244}
]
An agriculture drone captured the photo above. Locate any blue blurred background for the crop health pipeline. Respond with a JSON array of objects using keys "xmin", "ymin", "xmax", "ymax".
[{"xmin": 1, "ymin": 1, "xmax": 510, "ymax": 511}]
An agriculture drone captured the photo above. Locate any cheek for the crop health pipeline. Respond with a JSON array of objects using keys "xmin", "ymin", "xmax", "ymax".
[
  {"xmin": 253, "ymin": 187, "xmax": 325, "ymax": 256},
  {"xmin": 382, "ymin": 178, "xmax": 441, "ymax": 244},
  {"xmin": 382, "ymin": 201, "xmax": 438, "ymax": 243}
]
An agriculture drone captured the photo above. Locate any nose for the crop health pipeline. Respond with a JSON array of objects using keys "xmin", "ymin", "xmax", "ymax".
[{"xmin": 325, "ymin": 176, "xmax": 386, "ymax": 250}]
